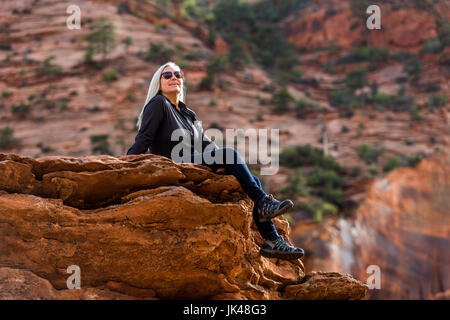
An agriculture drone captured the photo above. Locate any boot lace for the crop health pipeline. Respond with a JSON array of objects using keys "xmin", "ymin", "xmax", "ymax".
[
  {"xmin": 272, "ymin": 236, "xmax": 299, "ymax": 252},
  {"xmin": 259, "ymin": 194, "xmax": 278, "ymax": 218}
]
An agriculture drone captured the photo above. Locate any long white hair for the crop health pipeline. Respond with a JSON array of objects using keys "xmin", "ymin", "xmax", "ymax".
[{"xmin": 136, "ymin": 61, "xmax": 185, "ymax": 130}]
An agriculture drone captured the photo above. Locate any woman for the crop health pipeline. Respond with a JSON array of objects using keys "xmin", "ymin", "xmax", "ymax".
[{"xmin": 127, "ymin": 61, "xmax": 304, "ymax": 260}]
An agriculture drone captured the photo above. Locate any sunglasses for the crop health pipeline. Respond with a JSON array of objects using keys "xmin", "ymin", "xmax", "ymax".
[{"xmin": 161, "ymin": 71, "xmax": 183, "ymax": 80}]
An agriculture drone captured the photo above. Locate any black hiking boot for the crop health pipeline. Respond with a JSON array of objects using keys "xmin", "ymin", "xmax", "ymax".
[
  {"xmin": 257, "ymin": 194, "xmax": 294, "ymax": 222},
  {"xmin": 260, "ymin": 236, "xmax": 304, "ymax": 260}
]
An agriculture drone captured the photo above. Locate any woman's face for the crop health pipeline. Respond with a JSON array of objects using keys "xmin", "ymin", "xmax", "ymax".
[{"xmin": 160, "ymin": 65, "xmax": 183, "ymax": 96}]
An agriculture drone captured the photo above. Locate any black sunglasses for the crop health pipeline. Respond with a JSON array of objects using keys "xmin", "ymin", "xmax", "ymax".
[{"xmin": 161, "ymin": 71, "xmax": 183, "ymax": 79}]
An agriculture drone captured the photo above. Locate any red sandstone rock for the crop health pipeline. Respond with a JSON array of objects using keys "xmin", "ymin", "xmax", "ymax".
[{"xmin": 0, "ymin": 153, "xmax": 368, "ymax": 300}]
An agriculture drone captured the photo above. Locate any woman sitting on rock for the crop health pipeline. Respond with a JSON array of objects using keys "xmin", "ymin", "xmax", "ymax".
[{"xmin": 127, "ymin": 61, "xmax": 304, "ymax": 260}]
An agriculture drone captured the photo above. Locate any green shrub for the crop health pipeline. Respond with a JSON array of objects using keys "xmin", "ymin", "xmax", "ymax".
[
  {"xmin": 329, "ymin": 89, "xmax": 356, "ymax": 107},
  {"xmin": 405, "ymin": 154, "xmax": 423, "ymax": 167},
  {"xmin": 183, "ymin": 50, "xmax": 209, "ymax": 61},
  {"xmin": 0, "ymin": 127, "xmax": 14, "ymax": 149},
  {"xmin": 280, "ymin": 144, "xmax": 341, "ymax": 171},
  {"xmin": 349, "ymin": 167, "xmax": 362, "ymax": 177},
  {"xmin": 57, "ymin": 98, "xmax": 69, "ymax": 111},
  {"xmin": 144, "ymin": 43, "xmax": 175, "ymax": 64},
  {"xmin": 103, "ymin": 69, "xmax": 119, "ymax": 82},
  {"xmin": 209, "ymin": 122, "xmax": 223, "ymax": 130},
  {"xmin": 365, "ymin": 164, "xmax": 379, "ymax": 179},
  {"xmin": 392, "ymin": 93, "xmax": 414, "ymax": 112},
  {"xmin": 428, "ymin": 94, "xmax": 448, "ymax": 109},
  {"xmin": 422, "ymin": 37, "xmax": 443, "ymax": 54},
  {"xmin": 199, "ymin": 74, "xmax": 214, "ymax": 91},
  {"xmin": 357, "ymin": 143, "xmax": 383, "ymax": 164},
  {"xmin": 320, "ymin": 185, "xmax": 344, "ymax": 206},
  {"xmin": 409, "ymin": 106, "xmax": 423, "ymax": 121},
  {"xmin": 38, "ymin": 56, "xmax": 62, "ymax": 77},
  {"xmin": 295, "ymin": 97, "xmax": 318, "ymax": 118},
  {"xmin": 122, "ymin": 36, "xmax": 132, "ymax": 52},
  {"xmin": 206, "ymin": 54, "xmax": 229, "ymax": 74},
  {"xmin": 438, "ymin": 20, "xmax": 450, "ymax": 47},
  {"xmin": 345, "ymin": 68, "xmax": 368, "ymax": 92},
  {"xmin": 383, "ymin": 154, "xmax": 423, "ymax": 172},
  {"xmin": 2, "ymin": 90, "xmax": 13, "ymax": 98},
  {"xmin": 90, "ymin": 134, "xmax": 112, "ymax": 155},
  {"xmin": 338, "ymin": 46, "xmax": 389, "ymax": 65},
  {"xmin": 383, "ymin": 157, "xmax": 401, "ymax": 172},
  {"xmin": 370, "ymin": 91, "xmax": 414, "ymax": 112},
  {"xmin": 37, "ymin": 142, "xmax": 52, "ymax": 153},
  {"xmin": 392, "ymin": 51, "xmax": 415, "ymax": 62},
  {"xmin": 280, "ymin": 169, "xmax": 309, "ymax": 197},
  {"xmin": 306, "ymin": 199, "xmax": 338, "ymax": 223},
  {"xmin": 404, "ymin": 56, "xmax": 422, "ymax": 77},
  {"xmin": 85, "ymin": 17, "xmax": 117, "ymax": 61},
  {"xmin": 306, "ymin": 166, "xmax": 345, "ymax": 189},
  {"xmin": 228, "ymin": 39, "xmax": 251, "ymax": 68},
  {"xmin": 271, "ymin": 87, "xmax": 294, "ymax": 114},
  {"xmin": 11, "ymin": 102, "xmax": 31, "ymax": 115},
  {"xmin": 371, "ymin": 92, "xmax": 395, "ymax": 108}
]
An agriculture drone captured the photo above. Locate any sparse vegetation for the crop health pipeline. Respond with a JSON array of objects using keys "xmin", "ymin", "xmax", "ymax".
[
  {"xmin": 422, "ymin": 37, "xmax": 443, "ymax": 54},
  {"xmin": 279, "ymin": 144, "xmax": 347, "ymax": 218},
  {"xmin": 0, "ymin": 127, "xmax": 15, "ymax": 149},
  {"xmin": 11, "ymin": 102, "xmax": 31, "ymax": 115},
  {"xmin": 428, "ymin": 94, "xmax": 448, "ymax": 109},
  {"xmin": 409, "ymin": 106, "xmax": 423, "ymax": 121},
  {"xmin": 295, "ymin": 97, "xmax": 318, "ymax": 118},
  {"xmin": 199, "ymin": 54, "xmax": 229, "ymax": 91},
  {"xmin": 2, "ymin": 90, "xmax": 13, "ymax": 98},
  {"xmin": 306, "ymin": 199, "xmax": 338, "ymax": 223},
  {"xmin": 345, "ymin": 67, "xmax": 368, "ymax": 92},
  {"xmin": 357, "ymin": 143, "xmax": 384, "ymax": 164},
  {"xmin": 337, "ymin": 46, "xmax": 389, "ymax": 68},
  {"xmin": 280, "ymin": 169, "xmax": 309, "ymax": 198},
  {"xmin": 84, "ymin": 17, "xmax": 117, "ymax": 65},
  {"xmin": 90, "ymin": 134, "xmax": 112, "ymax": 155},
  {"xmin": 143, "ymin": 43, "xmax": 175, "ymax": 64},
  {"xmin": 37, "ymin": 56, "xmax": 62, "ymax": 77},
  {"xmin": 103, "ymin": 69, "xmax": 119, "ymax": 82},
  {"xmin": 122, "ymin": 36, "xmax": 132, "ymax": 52},
  {"xmin": 383, "ymin": 154, "xmax": 424, "ymax": 172},
  {"xmin": 280, "ymin": 144, "xmax": 341, "ymax": 171},
  {"xmin": 271, "ymin": 87, "xmax": 294, "ymax": 114},
  {"xmin": 228, "ymin": 39, "xmax": 251, "ymax": 68}
]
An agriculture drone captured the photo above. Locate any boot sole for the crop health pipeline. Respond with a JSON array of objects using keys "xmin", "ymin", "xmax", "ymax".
[
  {"xmin": 260, "ymin": 248, "xmax": 304, "ymax": 260},
  {"xmin": 258, "ymin": 200, "xmax": 294, "ymax": 222}
]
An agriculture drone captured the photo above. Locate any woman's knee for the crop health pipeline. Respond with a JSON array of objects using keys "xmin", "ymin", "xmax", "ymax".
[
  {"xmin": 217, "ymin": 147, "xmax": 244, "ymax": 164},
  {"xmin": 252, "ymin": 174, "xmax": 262, "ymax": 188}
]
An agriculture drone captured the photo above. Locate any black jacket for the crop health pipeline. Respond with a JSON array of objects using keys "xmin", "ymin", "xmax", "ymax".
[{"xmin": 127, "ymin": 93, "xmax": 218, "ymax": 158}]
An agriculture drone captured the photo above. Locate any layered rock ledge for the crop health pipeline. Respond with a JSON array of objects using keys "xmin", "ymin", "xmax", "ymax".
[{"xmin": 0, "ymin": 153, "xmax": 367, "ymax": 299}]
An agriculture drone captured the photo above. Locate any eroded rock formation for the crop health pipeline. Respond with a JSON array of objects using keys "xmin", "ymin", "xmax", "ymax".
[
  {"xmin": 0, "ymin": 153, "xmax": 368, "ymax": 300},
  {"xmin": 293, "ymin": 151, "xmax": 450, "ymax": 299}
]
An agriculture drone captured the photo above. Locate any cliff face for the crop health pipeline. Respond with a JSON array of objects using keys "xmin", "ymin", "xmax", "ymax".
[
  {"xmin": 0, "ymin": 153, "xmax": 367, "ymax": 300},
  {"xmin": 293, "ymin": 151, "xmax": 450, "ymax": 299},
  {"xmin": 352, "ymin": 151, "xmax": 449, "ymax": 299},
  {"xmin": 283, "ymin": 0, "xmax": 449, "ymax": 51}
]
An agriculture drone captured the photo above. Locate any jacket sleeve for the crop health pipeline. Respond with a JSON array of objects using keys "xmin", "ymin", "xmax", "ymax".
[
  {"xmin": 189, "ymin": 109, "xmax": 219, "ymax": 153},
  {"xmin": 200, "ymin": 124, "xmax": 219, "ymax": 152},
  {"xmin": 126, "ymin": 96, "xmax": 165, "ymax": 155}
]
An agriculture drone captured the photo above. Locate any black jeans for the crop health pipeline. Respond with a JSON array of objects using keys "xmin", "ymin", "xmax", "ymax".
[{"xmin": 190, "ymin": 147, "xmax": 279, "ymax": 241}]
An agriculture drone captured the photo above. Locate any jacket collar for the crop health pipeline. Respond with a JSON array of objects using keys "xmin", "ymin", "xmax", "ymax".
[{"xmin": 159, "ymin": 93, "xmax": 187, "ymax": 110}]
